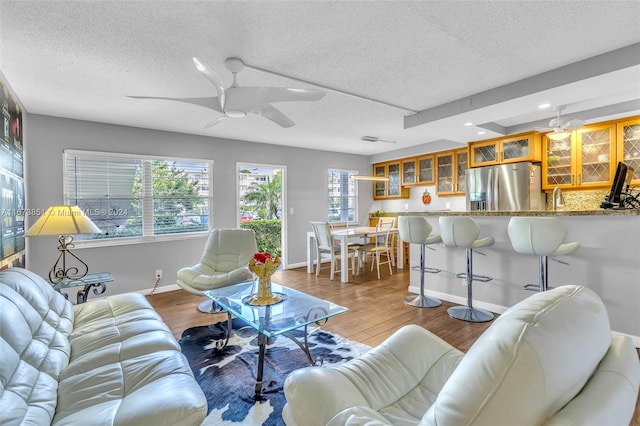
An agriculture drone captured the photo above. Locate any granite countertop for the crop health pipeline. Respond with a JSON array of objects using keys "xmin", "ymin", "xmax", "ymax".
[{"xmin": 397, "ymin": 209, "xmax": 640, "ymax": 217}]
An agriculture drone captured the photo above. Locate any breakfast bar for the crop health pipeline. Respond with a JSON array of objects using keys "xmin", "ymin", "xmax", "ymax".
[{"xmin": 397, "ymin": 209, "xmax": 640, "ymax": 345}]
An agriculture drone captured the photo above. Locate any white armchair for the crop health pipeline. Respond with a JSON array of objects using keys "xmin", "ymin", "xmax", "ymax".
[
  {"xmin": 283, "ymin": 285, "xmax": 640, "ymax": 425},
  {"xmin": 177, "ymin": 228, "xmax": 258, "ymax": 312}
]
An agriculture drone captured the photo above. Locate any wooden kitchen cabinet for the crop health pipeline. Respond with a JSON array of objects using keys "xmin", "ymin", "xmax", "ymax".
[
  {"xmin": 401, "ymin": 158, "xmax": 417, "ymax": 186},
  {"xmin": 616, "ymin": 116, "xmax": 640, "ymax": 185},
  {"xmin": 373, "ymin": 161, "xmax": 410, "ymax": 199},
  {"xmin": 416, "ymin": 154, "xmax": 435, "ymax": 185},
  {"xmin": 542, "ymin": 123, "xmax": 616, "ymax": 190},
  {"xmin": 469, "ymin": 132, "xmax": 541, "ymax": 168},
  {"xmin": 436, "ymin": 148, "xmax": 468, "ymax": 195},
  {"xmin": 402, "ymin": 154, "xmax": 435, "ymax": 186}
]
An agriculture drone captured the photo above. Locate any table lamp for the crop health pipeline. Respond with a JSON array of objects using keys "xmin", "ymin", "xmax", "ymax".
[{"xmin": 25, "ymin": 205, "xmax": 101, "ymax": 284}]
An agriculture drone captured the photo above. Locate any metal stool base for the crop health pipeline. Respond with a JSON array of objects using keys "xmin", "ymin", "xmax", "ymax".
[
  {"xmin": 455, "ymin": 272, "xmax": 492, "ymax": 282},
  {"xmin": 404, "ymin": 294, "xmax": 441, "ymax": 308},
  {"xmin": 523, "ymin": 284, "xmax": 555, "ymax": 292},
  {"xmin": 197, "ymin": 299, "xmax": 223, "ymax": 313},
  {"xmin": 411, "ymin": 265, "xmax": 442, "ymax": 274},
  {"xmin": 447, "ymin": 305, "xmax": 494, "ymax": 323}
]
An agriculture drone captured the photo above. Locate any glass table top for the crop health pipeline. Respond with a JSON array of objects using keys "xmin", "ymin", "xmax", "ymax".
[
  {"xmin": 203, "ymin": 281, "xmax": 348, "ymax": 338},
  {"xmin": 53, "ymin": 272, "xmax": 114, "ymax": 290}
]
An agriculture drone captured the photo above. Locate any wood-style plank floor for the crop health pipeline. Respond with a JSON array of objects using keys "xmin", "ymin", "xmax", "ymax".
[{"xmin": 146, "ymin": 265, "xmax": 640, "ymax": 425}]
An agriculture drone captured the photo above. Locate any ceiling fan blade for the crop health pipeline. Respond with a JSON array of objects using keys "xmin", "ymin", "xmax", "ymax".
[
  {"xmin": 192, "ymin": 57, "xmax": 225, "ymax": 110},
  {"xmin": 249, "ymin": 104, "xmax": 295, "ymax": 128},
  {"xmin": 204, "ymin": 115, "xmax": 227, "ymax": 128},
  {"xmin": 128, "ymin": 95, "xmax": 223, "ymax": 113},
  {"xmin": 564, "ymin": 119, "xmax": 585, "ymax": 130},
  {"xmin": 225, "ymin": 87, "xmax": 325, "ymax": 111}
]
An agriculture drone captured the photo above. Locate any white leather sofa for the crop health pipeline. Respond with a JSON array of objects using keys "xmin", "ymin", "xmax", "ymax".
[
  {"xmin": 283, "ymin": 285, "xmax": 640, "ymax": 425},
  {"xmin": 0, "ymin": 268, "xmax": 207, "ymax": 426}
]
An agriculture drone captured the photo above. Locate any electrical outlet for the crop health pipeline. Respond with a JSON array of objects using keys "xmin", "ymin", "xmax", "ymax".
[{"xmin": 155, "ymin": 269, "xmax": 162, "ymax": 279}]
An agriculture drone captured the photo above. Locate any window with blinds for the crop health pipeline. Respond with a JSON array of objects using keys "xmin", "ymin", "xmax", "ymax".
[
  {"xmin": 64, "ymin": 150, "xmax": 212, "ymax": 242},
  {"xmin": 327, "ymin": 169, "xmax": 357, "ymax": 222}
]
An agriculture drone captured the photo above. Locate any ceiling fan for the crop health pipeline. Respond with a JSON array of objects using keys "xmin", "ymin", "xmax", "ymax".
[
  {"xmin": 129, "ymin": 57, "xmax": 326, "ymax": 128},
  {"xmin": 537, "ymin": 106, "xmax": 585, "ymax": 140}
]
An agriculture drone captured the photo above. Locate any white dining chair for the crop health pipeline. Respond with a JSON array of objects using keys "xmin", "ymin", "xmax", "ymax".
[
  {"xmin": 356, "ymin": 219, "xmax": 394, "ymax": 279},
  {"xmin": 310, "ymin": 221, "xmax": 358, "ymax": 280}
]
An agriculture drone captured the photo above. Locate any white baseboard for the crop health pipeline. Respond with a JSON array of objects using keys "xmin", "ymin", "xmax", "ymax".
[
  {"xmin": 408, "ymin": 285, "xmax": 509, "ymax": 315},
  {"xmin": 408, "ymin": 285, "xmax": 640, "ymax": 348},
  {"xmin": 137, "ymin": 283, "xmax": 181, "ymax": 296},
  {"xmin": 285, "ymin": 261, "xmax": 307, "ymax": 269}
]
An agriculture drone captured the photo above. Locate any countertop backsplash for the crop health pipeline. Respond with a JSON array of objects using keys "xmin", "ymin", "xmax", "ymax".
[
  {"xmin": 545, "ymin": 189, "xmax": 609, "ymax": 211},
  {"xmin": 370, "ymin": 185, "xmax": 612, "ymax": 215}
]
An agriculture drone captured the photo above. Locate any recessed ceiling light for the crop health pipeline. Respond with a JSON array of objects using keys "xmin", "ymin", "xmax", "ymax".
[
  {"xmin": 478, "ymin": 131, "xmax": 486, "ymax": 135},
  {"xmin": 464, "ymin": 122, "xmax": 473, "ymax": 126},
  {"xmin": 538, "ymin": 103, "xmax": 551, "ymax": 109}
]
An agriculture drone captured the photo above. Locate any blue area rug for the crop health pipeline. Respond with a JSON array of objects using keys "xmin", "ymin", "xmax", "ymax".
[{"xmin": 179, "ymin": 318, "xmax": 370, "ymax": 425}]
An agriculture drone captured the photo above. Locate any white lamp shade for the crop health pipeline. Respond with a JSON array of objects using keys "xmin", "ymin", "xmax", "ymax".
[
  {"xmin": 25, "ymin": 205, "xmax": 101, "ymax": 236},
  {"xmin": 351, "ymin": 175, "xmax": 389, "ymax": 182}
]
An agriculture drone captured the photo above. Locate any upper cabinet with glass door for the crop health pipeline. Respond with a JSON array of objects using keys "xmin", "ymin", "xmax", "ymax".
[
  {"xmin": 469, "ymin": 132, "xmax": 541, "ymax": 168},
  {"xmin": 417, "ymin": 154, "xmax": 435, "ymax": 185},
  {"xmin": 372, "ymin": 161, "xmax": 410, "ymax": 200},
  {"xmin": 401, "ymin": 158, "xmax": 417, "ymax": 186},
  {"xmin": 401, "ymin": 154, "xmax": 435, "ymax": 186},
  {"xmin": 616, "ymin": 116, "xmax": 640, "ymax": 185},
  {"xmin": 576, "ymin": 123, "xmax": 616, "ymax": 187},
  {"xmin": 436, "ymin": 148, "xmax": 467, "ymax": 196},
  {"xmin": 542, "ymin": 122, "xmax": 615, "ymax": 190}
]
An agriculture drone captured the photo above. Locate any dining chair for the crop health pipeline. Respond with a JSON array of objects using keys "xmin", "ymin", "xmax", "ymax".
[
  {"xmin": 310, "ymin": 221, "xmax": 358, "ymax": 280},
  {"xmin": 356, "ymin": 219, "xmax": 394, "ymax": 279}
]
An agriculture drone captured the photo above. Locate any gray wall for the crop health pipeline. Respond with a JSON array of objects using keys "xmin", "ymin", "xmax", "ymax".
[
  {"xmin": 405, "ymin": 214, "xmax": 640, "ymax": 342},
  {"xmin": 24, "ymin": 113, "xmax": 373, "ymax": 295}
]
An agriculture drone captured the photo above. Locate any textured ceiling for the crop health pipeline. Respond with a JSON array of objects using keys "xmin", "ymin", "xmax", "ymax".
[{"xmin": 1, "ymin": 0, "xmax": 639, "ymax": 155}]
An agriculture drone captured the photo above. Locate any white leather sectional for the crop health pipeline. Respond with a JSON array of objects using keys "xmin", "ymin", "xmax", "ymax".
[
  {"xmin": 0, "ymin": 268, "xmax": 207, "ymax": 425},
  {"xmin": 283, "ymin": 285, "xmax": 640, "ymax": 425}
]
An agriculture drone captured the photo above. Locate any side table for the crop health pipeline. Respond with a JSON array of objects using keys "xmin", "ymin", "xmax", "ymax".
[{"xmin": 53, "ymin": 272, "xmax": 114, "ymax": 304}]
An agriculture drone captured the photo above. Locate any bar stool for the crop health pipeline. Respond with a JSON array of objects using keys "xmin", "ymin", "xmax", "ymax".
[
  {"xmin": 439, "ymin": 216, "xmax": 495, "ymax": 322},
  {"xmin": 507, "ymin": 217, "xmax": 580, "ymax": 292},
  {"xmin": 398, "ymin": 216, "xmax": 442, "ymax": 308}
]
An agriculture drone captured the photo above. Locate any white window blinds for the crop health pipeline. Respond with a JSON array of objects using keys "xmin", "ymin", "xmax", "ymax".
[
  {"xmin": 64, "ymin": 150, "xmax": 212, "ymax": 241},
  {"xmin": 327, "ymin": 169, "xmax": 357, "ymax": 222}
]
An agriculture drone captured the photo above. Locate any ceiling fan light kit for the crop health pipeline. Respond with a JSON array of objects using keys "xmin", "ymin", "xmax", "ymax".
[
  {"xmin": 547, "ymin": 130, "xmax": 571, "ymax": 141},
  {"xmin": 540, "ymin": 105, "xmax": 585, "ymax": 140}
]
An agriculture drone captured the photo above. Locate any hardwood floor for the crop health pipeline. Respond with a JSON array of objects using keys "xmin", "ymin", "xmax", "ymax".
[{"xmin": 146, "ymin": 265, "xmax": 640, "ymax": 425}]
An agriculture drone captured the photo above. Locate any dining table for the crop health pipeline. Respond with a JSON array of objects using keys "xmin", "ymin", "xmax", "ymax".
[{"xmin": 306, "ymin": 226, "xmax": 403, "ymax": 283}]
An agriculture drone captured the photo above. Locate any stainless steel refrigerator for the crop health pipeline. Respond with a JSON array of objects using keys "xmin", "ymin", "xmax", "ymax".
[{"xmin": 466, "ymin": 162, "xmax": 545, "ymax": 211}]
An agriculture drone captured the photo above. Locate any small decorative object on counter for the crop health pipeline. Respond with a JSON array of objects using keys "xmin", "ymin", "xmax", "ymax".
[
  {"xmin": 245, "ymin": 252, "xmax": 283, "ymax": 306},
  {"xmin": 422, "ymin": 189, "xmax": 432, "ymax": 204}
]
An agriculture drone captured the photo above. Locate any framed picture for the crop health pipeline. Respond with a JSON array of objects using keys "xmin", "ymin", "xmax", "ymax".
[{"xmin": 0, "ymin": 78, "xmax": 25, "ymax": 270}]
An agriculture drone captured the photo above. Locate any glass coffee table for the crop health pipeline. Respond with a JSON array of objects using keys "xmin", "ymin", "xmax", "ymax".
[{"xmin": 203, "ymin": 281, "xmax": 348, "ymax": 399}]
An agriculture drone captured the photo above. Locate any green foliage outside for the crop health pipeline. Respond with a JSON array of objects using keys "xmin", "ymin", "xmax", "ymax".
[
  {"xmin": 243, "ymin": 172, "xmax": 281, "ymax": 219},
  {"xmin": 124, "ymin": 161, "xmax": 206, "ymax": 236},
  {"xmin": 240, "ymin": 219, "xmax": 282, "ymax": 257}
]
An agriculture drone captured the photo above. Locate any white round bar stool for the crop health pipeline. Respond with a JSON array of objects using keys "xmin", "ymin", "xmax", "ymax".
[
  {"xmin": 439, "ymin": 216, "xmax": 495, "ymax": 322},
  {"xmin": 398, "ymin": 216, "xmax": 442, "ymax": 308},
  {"xmin": 507, "ymin": 217, "xmax": 581, "ymax": 292}
]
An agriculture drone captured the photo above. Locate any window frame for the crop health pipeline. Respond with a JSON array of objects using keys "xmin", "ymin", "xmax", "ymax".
[
  {"xmin": 63, "ymin": 149, "xmax": 213, "ymax": 248},
  {"xmin": 327, "ymin": 168, "xmax": 358, "ymax": 224}
]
